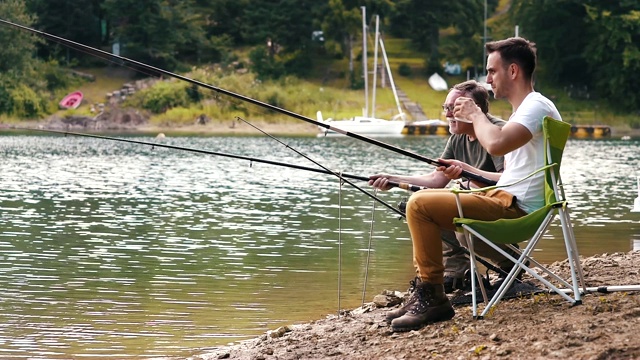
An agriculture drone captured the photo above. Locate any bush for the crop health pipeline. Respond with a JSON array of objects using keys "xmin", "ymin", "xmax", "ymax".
[
  {"xmin": 349, "ymin": 69, "xmax": 364, "ymax": 90},
  {"xmin": 398, "ymin": 63, "xmax": 412, "ymax": 77},
  {"xmin": 424, "ymin": 56, "xmax": 441, "ymax": 76},
  {"xmin": 136, "ymin": 81, "xmax": 191, "ymax": 113},
  {"xmin": 151, "ymin": 106, "xmax": 200, "ymax": 126},
  {"xmin": 249, "ymin": 47, "xmax": 285, "ymax": 80},
  {"xmin": 186, "ymin": 84, "xmax": 202, "ymax": 103},
  {"xmin": 42, "ymin": 61, "xmax": 77, "ymax": 91},
  {"xmin": 7, "ymin": 84, "xmax": 47, "ymax": 118},
  {"xmin": 282, "ymin": 50, "xmax": 313, "ymax": 78}
]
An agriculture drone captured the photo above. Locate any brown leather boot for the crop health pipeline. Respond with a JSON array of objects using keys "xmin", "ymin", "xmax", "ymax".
[
  {"xmin": 390, "ymin": 282, "xmax": 455, "ymax": 332},
  {"xmin": 385, "ymin": 277, "xmax": 421, "ymax": 323}
]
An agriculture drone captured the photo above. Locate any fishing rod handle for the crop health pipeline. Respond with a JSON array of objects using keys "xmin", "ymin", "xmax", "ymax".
[
  {"xmin": 462, "ymin": 171, "xmax": 497, "ymax": 186},
  {"xmin": 396, "ymin": 183, "xmax": 423, "ymax": 192}
]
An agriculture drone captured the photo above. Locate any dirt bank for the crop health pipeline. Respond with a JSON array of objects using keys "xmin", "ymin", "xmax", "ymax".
[
  {"xmin": 3, "ymin": 108, "xmax": 639, "ymax": 138},
  {"xmin": 191, "ymin": 251, "xmax": 640, "ymax": 360},
  {"xmin": 0, "ymin": 108, "xmax": 319, "ymax": 137}
]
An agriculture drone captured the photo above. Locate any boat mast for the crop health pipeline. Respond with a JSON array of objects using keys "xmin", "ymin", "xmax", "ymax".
[
  {"xmin": 482, "ymin": 0, "xmax": 487, "ymax": 76},
  {"xmin": 361, "ymin": 6, "xmax": 368, "ymax": 118},
  {"xmin": 379, "ymin": 37, "xmax": 404, "ymax": 120},
  {"xmin": 371, "ymin": 15, "xmax": 380, "ymax": 118}
]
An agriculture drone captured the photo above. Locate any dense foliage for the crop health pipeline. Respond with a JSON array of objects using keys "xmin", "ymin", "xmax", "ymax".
[
  {"xmin": 0, "ymin": 0, "xmax": 49, "ymax": 118},
  {"xmin": 0, "ymin": 0, "xmax": 639, "ymax": 118},
  {"xmin": 509, "ymin": 0, "xmax": 640, "ymax": 111}
]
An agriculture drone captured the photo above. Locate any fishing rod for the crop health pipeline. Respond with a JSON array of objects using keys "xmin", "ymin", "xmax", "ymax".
[
  {"xmin": 0, "ymin": 18, "xmax": 496, "ymax": 186},
  {"xmin": 234, "ymin": 116, "xmax": 509, "ymax": 278},
  {"xmin": 236, "ymin": 115, "xmax": 515, "ymax": 286},
  {"xmin": 3, "ymin": 19, "xmax": 506, "ymax": 276},
  {"xmin": 235, "ymin": 116, "xmax": 405, "ymax": 217},
  {"xmin": 19, "ymin": 127, "xmax": 424, "ymax": 192},
  {"xmin": 23, "ymin": 126, "xmax": 506, "ymax": 276}
]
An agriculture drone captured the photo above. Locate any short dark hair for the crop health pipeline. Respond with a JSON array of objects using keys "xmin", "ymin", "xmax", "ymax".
[
  {"xmin": 485, "ymin": 37, "xmax": 537, "ymax": 81},
  {"xmin": 453, "ymin": 80, "xmax": 489, "ymax": 114}
]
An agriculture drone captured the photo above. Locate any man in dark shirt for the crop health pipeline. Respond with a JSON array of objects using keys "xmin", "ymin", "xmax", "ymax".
[{"xmin": 369, "ymin": 80, "xmax": 513, "ymax": 294}]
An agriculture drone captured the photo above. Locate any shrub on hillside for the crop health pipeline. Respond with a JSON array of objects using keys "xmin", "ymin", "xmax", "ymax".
[
  {"xmin": 134, "ymin": 81, "xmax": 191, "ymax": 113},
  {"xmin": 5, "ymin": 84, "xmax": 48, "ymax": 118},
  {"xmin": 150, "ymin": 106, "xmax": 200, "ymax": 126},
  {"xmin": 398, "ymin": 63, "xmax": 412, "ymax": 77},
  {"xmin": 39, "ymin": 60, "xmax": 85, "ymax": 91},
  {"xmin": 249, "ymin": 47, "xmax": 285, "ymax": 80}
]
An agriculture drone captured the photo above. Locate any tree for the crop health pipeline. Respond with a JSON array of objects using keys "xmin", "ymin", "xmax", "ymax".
[
  {"xmin": 510, "ymin": 0, "xmax": 640, "ymax": 111},
  {"xmin": 320, "ymin": 0, "xmax": 361, "ymax": 72},
  {"xmin": 0, "ymin": 0, "xmax": 41, "ymax": 75},
  {"xmin": 390, "ymin": 0, "xmax": 484, "ymax": 74},
  {"xmin": 583, "ymin": 2, "xmax": 640, "ymax": 111},
  {"xmin": 240, "ymin": 0, "xmax": 325, "ymax": 78},
  {"xmin": 103, "ymin": 0, "xmax": 209, "ymax": 70},
  {"xmin": 27, "ymin": 0, "xmax": 104, "ymax": 64},
  {"xmin": 0, "ymin": 0, "xmax": 50, "ymax": 118},
  {"xmin": 509, "ymin": 0, "xmax": 590, "ymax": 85}
]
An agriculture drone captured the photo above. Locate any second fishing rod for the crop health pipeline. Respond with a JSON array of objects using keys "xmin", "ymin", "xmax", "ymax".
[
  {"xmin": 0, "ymin": 18, "xmax": 496, "ymax": 187},
  {"xmin": 26, "ymin": 127, "xmax": 507, "ymax": 277}
]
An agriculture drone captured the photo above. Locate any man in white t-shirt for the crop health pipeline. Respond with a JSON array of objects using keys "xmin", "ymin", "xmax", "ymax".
[
  {"xmin": 386, "ymin": 37, "xmax": 562, "ymax": 333},
  {"xmin": 369, "ymin": 81, "xmax": 508, "ymax": 299}
]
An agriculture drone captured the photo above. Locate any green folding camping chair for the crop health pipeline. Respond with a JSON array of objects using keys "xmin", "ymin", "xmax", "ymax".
[{"xmin": 451, "ymin": 116, "xmax": 587, "ymax": 318}]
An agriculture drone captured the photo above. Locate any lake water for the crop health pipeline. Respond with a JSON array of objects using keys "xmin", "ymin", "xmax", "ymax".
[{"xmin": 0, "ymin": 133, "xmax": 638, "ymax": 358}]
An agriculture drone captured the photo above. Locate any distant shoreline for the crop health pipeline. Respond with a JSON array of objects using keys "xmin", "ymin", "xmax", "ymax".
[
  {"xmin": 0, "ymin": 118, "xmax": 321, "ymax": 137},
  {"xmin": 1, "ymin": 118, "xmax": 639, "ymax": 139}
]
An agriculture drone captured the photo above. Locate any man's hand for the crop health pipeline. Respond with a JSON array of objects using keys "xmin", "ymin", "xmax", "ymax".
[
  {"xmin": 368, "ymin": 173, "xmax": 394, "ymax": 191},
  {"xmin": 453, "ymin": 97, "xmax": 483, "ymax": 123},
  {"xmin": 436, "ymin": 159, "xmax": 465, "ymax": 180}
]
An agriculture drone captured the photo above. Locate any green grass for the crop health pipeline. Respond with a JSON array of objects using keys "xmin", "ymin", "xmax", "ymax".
[
  {"xmin": 75, "ymin": 67, "xmax": 137, "ymax": 105},
  {"xmin": 380, "ymin": 38, "xmax": 513, "ymax": 121}
]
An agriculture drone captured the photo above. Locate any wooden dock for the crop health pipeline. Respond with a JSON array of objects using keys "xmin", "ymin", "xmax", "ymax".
[
  {"xmin": 569, "ymin": 124, "xmax": 611, "ymax": 138},
  {"xmin": 401, "ymin": 123, "xmax": 611, "ymax": 138},
  {"xmin": 396, "ymin": 87, "xmax": 610, "ymax": 138}
]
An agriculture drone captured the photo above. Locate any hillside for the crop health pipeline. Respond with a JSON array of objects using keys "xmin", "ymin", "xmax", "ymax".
[{"xmin": 53, "ymin": 36, "xmax": 638, "ymax": 137}]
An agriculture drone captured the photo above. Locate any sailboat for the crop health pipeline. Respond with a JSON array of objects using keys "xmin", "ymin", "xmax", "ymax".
[{"xmin": 317, "ymin": 8, "xmax": 406, "ymax": 136}]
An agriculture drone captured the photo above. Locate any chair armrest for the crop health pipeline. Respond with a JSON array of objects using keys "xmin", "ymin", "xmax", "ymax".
[{"xmin": 450, "ymin": 163, "xmax": 557, "ymax": 195}]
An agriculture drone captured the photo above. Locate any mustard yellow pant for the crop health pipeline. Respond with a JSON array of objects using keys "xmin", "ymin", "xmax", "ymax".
[{"xmin": 406, "ymin": 188, "xmax": 527, "ymax": 284}]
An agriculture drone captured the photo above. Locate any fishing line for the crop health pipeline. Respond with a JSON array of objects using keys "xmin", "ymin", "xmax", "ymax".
[
  {"xmin": 22, "ymin": 127, "xmax": 425, "ymax": 191},
  {"xmin": 235, "ymin": 116, "xmax": 400, "ymax": 310},
  {"xmin": 0, "ymin": 18, "xmax": 496, "ymax": 186},
  {"xmin": 233, "ymin": 117, "xmax": 513, "ymax": 301},
  {"xmin": 2, "ymin": 18, "xmax": 509, "ymax": 279},
  {"xmin": 337, "ymin": 175, "xmax": 343, "ymax": 316},
  {"xmin": 361, "ymin": 188, "xmax": 379, "ymax": 306},
  {"xmin": 23, "ymin": 126, "xmax": 509, "ymax": 278},
  {"xmin": 235, "ymin": 116, "xmax": 405, "ymax": 217}
]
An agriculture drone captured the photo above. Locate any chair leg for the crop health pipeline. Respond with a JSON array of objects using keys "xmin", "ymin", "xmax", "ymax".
[
  {"xmin": 461, "ymin": 222, "xmax": 580, "ymax": 318},
  {"xmin": 559, "ymin": 208, "xmax": 587, "ymax": 302},
  {"xmin": 463, "ymin": 228, "xmax": 489, "ymax": 319},
  {"xmin": 479, "ymin": 236, "xmax": 540, "ymax": 317}
]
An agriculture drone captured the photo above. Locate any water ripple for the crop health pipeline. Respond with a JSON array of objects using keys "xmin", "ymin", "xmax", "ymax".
[{"xmin": 0, "ymin": 135, "xmax": 637, "ymax": 357}]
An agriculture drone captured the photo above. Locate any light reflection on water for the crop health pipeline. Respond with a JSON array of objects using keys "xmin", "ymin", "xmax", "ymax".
[{"xmin": 0, "ymin": 134, "xmax": 638, "ymax": 358}]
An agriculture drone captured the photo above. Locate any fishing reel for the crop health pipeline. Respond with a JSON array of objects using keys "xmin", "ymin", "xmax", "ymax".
[{"xmin": 397, "ymin": 197, "xmax": 408, "ymax": 219}]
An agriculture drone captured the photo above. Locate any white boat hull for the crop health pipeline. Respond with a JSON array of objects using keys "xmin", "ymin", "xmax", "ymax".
[{"xmin": 318, "ymin": 116, "xmax": 406, "ymax": 136}]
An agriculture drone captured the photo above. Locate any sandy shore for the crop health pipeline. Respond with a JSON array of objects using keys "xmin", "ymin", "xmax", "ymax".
[
  {"xmin": 3, "ymin": 112, "xmax": 639, "ymax": 139},
  {"xmin": 141, "ymin": 120, "xmax": 321, "ymax": 137},
  {"xmin": 4, "ymin": 110, "xmax": 640, "ymax": 139},
  {"xmin": 191, "ymin": 251, "xmax": 640, "ymax": 360}
]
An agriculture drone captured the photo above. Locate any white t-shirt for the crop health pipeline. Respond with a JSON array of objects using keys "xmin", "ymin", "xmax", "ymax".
[{"xmin": 496, "ymin": 92, "xmax": 562, "ymax": 214}]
